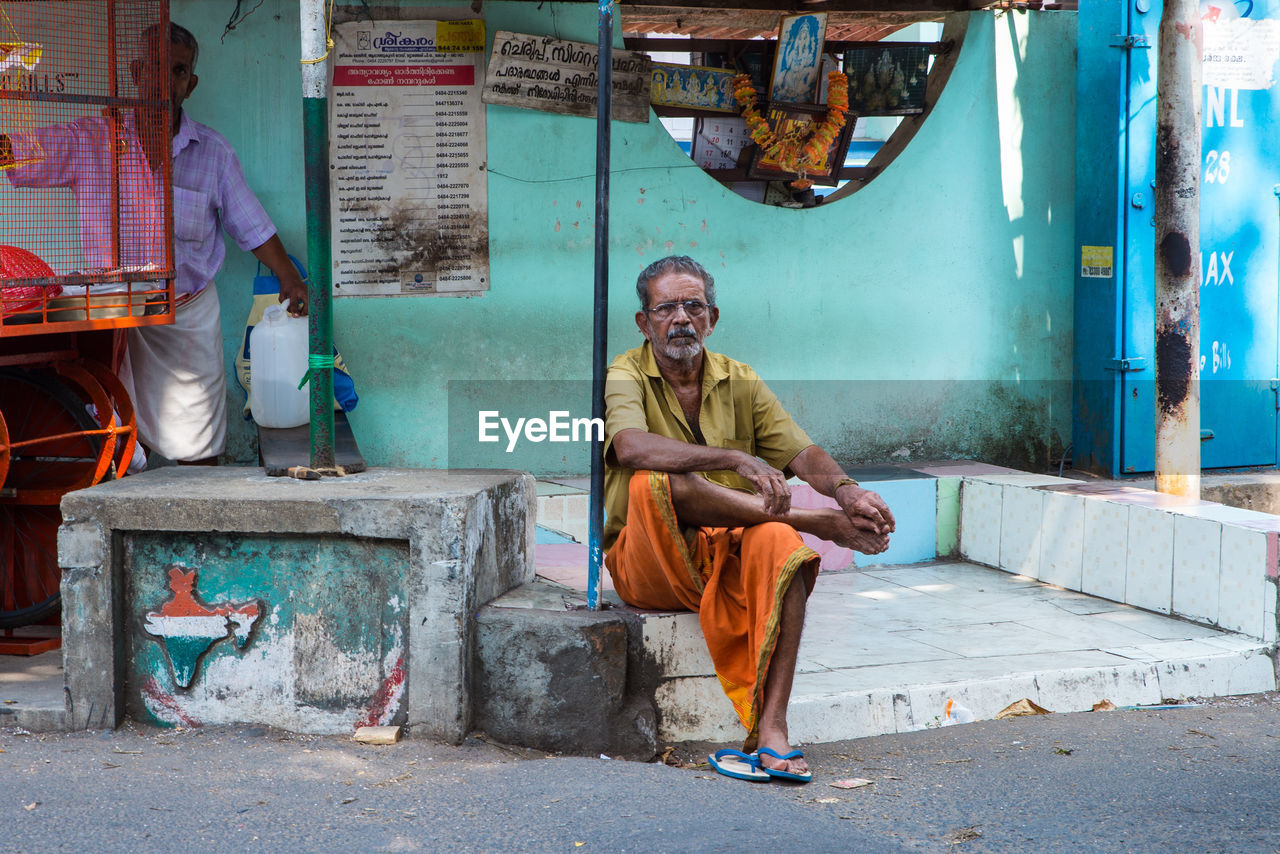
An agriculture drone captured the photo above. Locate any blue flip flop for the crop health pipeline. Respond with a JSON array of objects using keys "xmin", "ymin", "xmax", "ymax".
[
  {"xmin": 756, "ymin": 747, "xmax": 813, "ymax": 783},
  {"xmin": 708, "ymin": 748, "xmax": 770, "ymax": 782}
]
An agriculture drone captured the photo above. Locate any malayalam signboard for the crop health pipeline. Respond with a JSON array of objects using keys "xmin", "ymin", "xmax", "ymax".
[
  {"xmin": 482, "ymin": 31, "xmax": 651, "ymax": 123},
  {"xmin": 329, "ymin": 20, "xmax": 489, "ymax": 297}
]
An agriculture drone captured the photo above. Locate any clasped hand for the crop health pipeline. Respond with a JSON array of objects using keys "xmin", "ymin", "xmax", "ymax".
[{"xmin": 832, "ymin": 485, "xmax": 896, "ymax": 555}]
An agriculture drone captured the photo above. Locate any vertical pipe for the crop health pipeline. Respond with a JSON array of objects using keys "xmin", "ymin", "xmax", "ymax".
[
  {"xmin": 107, "ymin": 0, "xmax": 120, "ymax": 271},
  {"xmin": 1153, "ymin": 0, "xmax": 1201, "ymax": 497},
  {"xmin": 587, "ymin": 0, "xmax": 613, "ymax": 611},
  {"xmin": 301, "ymin": 0, "xmax": 336, "ymax": 471},
  {"xmin": 160, "ymin": 3, "xmax": 174, "ymax": 293}
]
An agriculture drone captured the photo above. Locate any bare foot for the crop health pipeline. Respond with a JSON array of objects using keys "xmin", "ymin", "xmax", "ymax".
[
  {"xmin": 755, "ymin": 728, "xmax": 809, "ymax": 777},
  {"xmin": 800, "ymin": 508, "xmax": 888, "ymax": 554}
]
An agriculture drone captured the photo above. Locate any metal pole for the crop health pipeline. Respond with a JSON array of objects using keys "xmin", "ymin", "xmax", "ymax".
[
  {"xmin": 1153, "ymin": 0, "xmax": 1201, "ymax": 498},
  {"xmin": 301, "ymin": 0, "xmax": 337, "ymax": 472},
  {"xmin": 587, "ymin": 0, "xmax": 613, "ymax": 611}
]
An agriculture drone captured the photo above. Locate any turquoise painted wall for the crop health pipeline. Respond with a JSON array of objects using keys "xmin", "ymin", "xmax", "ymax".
[{"xmin": 173, "ymin": 3, "xmax": 1075, "ymax": 474}]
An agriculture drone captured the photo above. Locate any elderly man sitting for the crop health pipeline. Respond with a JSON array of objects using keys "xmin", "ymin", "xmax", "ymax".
[{"xmin": 603, "ymin": 255, "xmax": 895, "ymax": 784}]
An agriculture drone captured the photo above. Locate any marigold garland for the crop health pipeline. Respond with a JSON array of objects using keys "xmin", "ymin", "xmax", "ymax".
[{"xmin": 732, "ymin": 71, "xmax": 849, "ymax": 190}]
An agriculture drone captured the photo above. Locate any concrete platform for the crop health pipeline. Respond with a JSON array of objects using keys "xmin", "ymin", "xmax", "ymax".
[
  {"xmin": 53, "ymin": 466, "xmax": 534, "ymax": 738},
  {"xmin": 503, "ymin": 561, "xmax": 1274, "ymax": 745},
  {"xmin": 7, "ymin": 461, "xmax": 1278, "ymax": 755},
  {"xmin": 516, "ymin": 465, "xmax": 1280, "ymax": 747}
]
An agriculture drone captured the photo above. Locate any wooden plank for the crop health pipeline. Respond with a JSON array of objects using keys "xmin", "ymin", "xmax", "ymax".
[
  {"xmin": 620, "ymin": 0, "xmax": 987, "ymax": 12},
  {"xmin": 625, "ymin": 37, "xmax": 946, "ymax": 52},
  {"xmin": 704, "ymin": 165, "xmax": 880, "ymax": 181},
  {"xmin": 258, "ymin": 410, "xmax": 368, "ymax": 477},
  {"xmin": 482, "ymin": 31, "xmax": 652, "ymax": 123},
  {"xmin": 621, "ymin": 8, "xmax": 950, "ymax": 32}
]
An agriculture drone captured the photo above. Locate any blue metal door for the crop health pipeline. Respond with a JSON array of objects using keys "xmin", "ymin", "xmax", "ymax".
[{"xmin": 1119, "ymin": 0, "xmax": 1280, "ymax": 472}]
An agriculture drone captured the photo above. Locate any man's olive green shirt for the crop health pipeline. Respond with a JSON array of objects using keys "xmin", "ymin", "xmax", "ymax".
[{"xmin": 603, "ymin": 341, "xmax": 813, "ymax": 551}]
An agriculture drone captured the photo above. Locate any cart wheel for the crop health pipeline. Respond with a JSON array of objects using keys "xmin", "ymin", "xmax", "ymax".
[
  {"xmin": 76, "ymin": 359, "xmax": 137, "ymax": 478},
  {"xmin": 0, "ymin": 409, "xmax": 9, "ymax": 491},
  {"xmin": 0, "ymin": 505, "xmax": 62, "ymax": 628},
  {"xmin": 0, "ymin": 368, "xmax": 109, "ymax": 629},
  {"xmin": 0, "ymin": 367, "xmax": 112, "ymax": 502}
]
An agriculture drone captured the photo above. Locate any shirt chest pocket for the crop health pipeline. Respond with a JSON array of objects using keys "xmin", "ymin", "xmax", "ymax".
[
  {"xmin": 720, "ymin": 437, "xmax": 753, "ymax": 453},
  {"xmin": 173, "ymin": 186, "xmax": 216, "ymax": 244}
]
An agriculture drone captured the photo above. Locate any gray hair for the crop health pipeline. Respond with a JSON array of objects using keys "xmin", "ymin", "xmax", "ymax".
[
  {"xmin": 143, "ymin": 22, "xmax": 200, "ymax": 72},
  {"xmin": 636, "ymin": 256, "xmax": 716, "ymax": 310}
]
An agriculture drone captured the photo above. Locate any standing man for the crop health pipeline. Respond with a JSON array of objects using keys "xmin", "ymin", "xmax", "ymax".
[
  {"xmin": 604, "ymin": 256, "xmax": 895, "ymax": 784},
  {"xmin": 4, "ymin": 22, "xmax": 307, "ymax": 465}
]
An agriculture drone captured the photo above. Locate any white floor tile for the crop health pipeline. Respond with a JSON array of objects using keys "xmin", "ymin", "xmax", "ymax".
[
  {"xmin": 801, "ymin": 632, "xmax": 960, "ymax": 670},
  {"xmin": 1033, "ymin": 662, "xmax": 1162, "ymax": 711},
  {"xmin": 968, "ymin": 474, "xmax": 1077, "ymax": 487},
  {"xmin": 1014, "ymin": 613, "xmax": 1162, "ymax": 648},
  {"xmin": 960, "ymin": 480, "xmax": 1002, "ymax": 567},
  {"xmin": 1039, "ymin": 491, "xmax": 1085, "ymax": 590},
  {"xmin": 895, "ymin": 621, "xmax": 1067, "ymax": 658},
  {"xmin": 1000, "ymin": 485, "xmax": 1045, "ymax": 578},
  {"xmin": 1265, "ymin": 578, "xmax": 1278, "ymax": 644},
  {"xmin": 1090, "ymin": 608, "xmax": 1223, "ymax": 640},
  {"xmin": 1218, "ymin": 525, "xmax": 1267, "ymax": 638},
  {"xmin": 1172, "ymin": 515, "xmax": 1221, "ymax": 624},
  {"xmin": 1155, "ymin": 650, "xmax": 1277, "ymax": 701},
  {"xmin": 1082, "ymin": 499, "xmax": 1128, "ymax": 602},
  {"xmin": 790, "ymin": 689, "xmax": 899, "ymax": 743},
  {"xmin": 1126, "ymin": 506, "xmax": 1175, "ymax": 614}
]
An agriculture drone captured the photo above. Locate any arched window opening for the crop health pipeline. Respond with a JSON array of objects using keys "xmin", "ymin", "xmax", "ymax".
[{"xmin": 624, "ymin": 15, "xmax": 964, "ymax": 208}]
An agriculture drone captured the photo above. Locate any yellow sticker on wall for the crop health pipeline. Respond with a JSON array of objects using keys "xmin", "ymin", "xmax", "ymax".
[
  {"xmin": 437, "ymin": 20, "xmax": 485, "ymax": 52},
  {"xmin": 1081, "ymin": 245, "xmax": 1114, "ymax": 279}
]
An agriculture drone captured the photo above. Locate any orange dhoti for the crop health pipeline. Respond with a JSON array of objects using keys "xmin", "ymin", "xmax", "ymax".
[{"xmin": 605, "ymin": 471, "xmax": 820, "ymax": 741}]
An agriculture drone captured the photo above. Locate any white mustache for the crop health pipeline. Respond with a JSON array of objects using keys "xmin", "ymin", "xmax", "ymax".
[{"xmin": 667, "ymin": 326, "xmax": 696, "ymax": 340}]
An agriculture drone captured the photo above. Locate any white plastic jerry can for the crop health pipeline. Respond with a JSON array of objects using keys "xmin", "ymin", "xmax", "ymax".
[{"xmin": 249, "ymin": 302, "xmax": 309, "ymax": 428}]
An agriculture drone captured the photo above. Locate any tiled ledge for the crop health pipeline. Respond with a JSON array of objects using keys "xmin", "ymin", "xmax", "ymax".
[
  {"xmin": 621, "ymin": 563, "xmax": 1276, "ymax": 744},
  {"xmin": 959, "ymin": 476, "xmax": 1280, "ymax": 644}
]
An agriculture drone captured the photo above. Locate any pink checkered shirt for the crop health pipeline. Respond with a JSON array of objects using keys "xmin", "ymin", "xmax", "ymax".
[{"xmin": 11, "ymin": 111, "xmax": 277, "ymax": 297}]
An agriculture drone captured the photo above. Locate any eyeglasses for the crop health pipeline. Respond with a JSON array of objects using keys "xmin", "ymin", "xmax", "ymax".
[{"xmin": 645, "ymin": 299, "xmax": 709, "ymax": 320}]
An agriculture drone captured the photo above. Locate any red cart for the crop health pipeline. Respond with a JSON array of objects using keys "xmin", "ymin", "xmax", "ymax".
[{"xmin": 0, "ymin": 1, "xmax": 173, "ymax": 653}]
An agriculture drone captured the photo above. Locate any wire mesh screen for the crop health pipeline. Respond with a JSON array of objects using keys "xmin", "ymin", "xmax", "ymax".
[{"xmin": 0, "ymin": 0, "xmax": 174, "ymax": 334}]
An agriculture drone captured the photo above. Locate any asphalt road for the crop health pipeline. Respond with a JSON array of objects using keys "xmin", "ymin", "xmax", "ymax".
[{"xmin": 5, "ymin": 693, "xmax": 1280, "ymax": 853}]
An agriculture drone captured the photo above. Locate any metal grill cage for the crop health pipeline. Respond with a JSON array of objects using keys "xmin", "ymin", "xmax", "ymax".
[{"xmin": 0, "ymin": 0, "xmax": 174, "ymax": 334}]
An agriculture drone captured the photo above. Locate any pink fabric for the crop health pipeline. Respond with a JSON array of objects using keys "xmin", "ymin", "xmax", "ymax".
[
  {"xmin": 789, "ymin": 483, "xmax": 854, "ymax": 571},
  {"xmin": 10, "ymin": 112, "xmax": 276, "ymax": 297}
]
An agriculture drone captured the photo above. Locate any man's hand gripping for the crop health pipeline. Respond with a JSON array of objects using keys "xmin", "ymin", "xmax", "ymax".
[{"xmin": 829, "ymin": 484, "xmax": 896, "ymax": 554}]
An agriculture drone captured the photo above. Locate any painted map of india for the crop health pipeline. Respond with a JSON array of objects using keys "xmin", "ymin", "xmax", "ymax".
[{"xmin": 143, "ymin": 567, "xmax": 262, "ymax": 688}]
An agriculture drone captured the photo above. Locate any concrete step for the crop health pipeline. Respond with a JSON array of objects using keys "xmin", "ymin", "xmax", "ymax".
[
  {"xmin": 639, "ymin": 561, "xmax": 1274, "ymax": 743},
  {"xmin": 0, "ymin": 647, "xmax": 66, "ymax": 732},
  {"xmin": 496, "ymin": 560, "xmax": 1275, "ymax": 746},
  {"xmin": 527, "ymin": 465, "xmax": 1280, "ymax": 747}
]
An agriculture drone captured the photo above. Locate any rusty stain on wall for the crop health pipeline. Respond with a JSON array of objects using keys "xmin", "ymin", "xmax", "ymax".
[
  {"xmin": 1160, "ymin": 231, "xmax": 1193, "ymax": 278},
  {"xmin": 1156, "ymin": 322, "xmax": 1194, "ymax": 415}
]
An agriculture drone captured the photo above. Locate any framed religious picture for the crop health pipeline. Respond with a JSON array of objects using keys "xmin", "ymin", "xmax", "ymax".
[
  {"xmin": 844, "ymin": 45, "xmax": 930, "ymax": 116},
  {"xmin": 768, "ymin": 13, "xmax": 827, "ymax": 104},
  {"xmin": 746, "ymin": 101, "xmax": 854, "ymax": 186},
  {"xmin": 650, "ymin": 63, "xmax": 740, "ymax": 114}
]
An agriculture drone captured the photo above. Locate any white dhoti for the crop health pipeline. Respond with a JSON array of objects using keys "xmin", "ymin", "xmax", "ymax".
[{"xmin": 122, "ymin": 283, "xmax": 226, "ymax": 462}]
